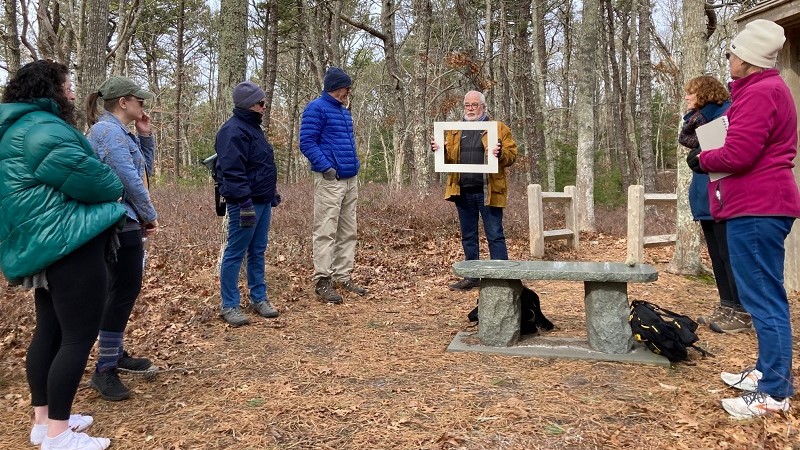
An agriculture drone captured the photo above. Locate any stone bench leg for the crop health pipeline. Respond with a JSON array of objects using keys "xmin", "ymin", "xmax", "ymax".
[
  {"xmin": 477, "ymin": 279, "xmax": 524, "ymax": 347},
  {"xmin": 584, "ymin": 281, "xmax": 634, "ymax": 353}
]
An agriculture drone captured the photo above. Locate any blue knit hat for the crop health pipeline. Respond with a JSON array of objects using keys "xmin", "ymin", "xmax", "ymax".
[
  {"xmin": 232, "ymin": 81, "xmax": 265, "ymax": 109},
  {"xmin": 323, "ymin": 67, "xmax": 352, "ymax": 92}
]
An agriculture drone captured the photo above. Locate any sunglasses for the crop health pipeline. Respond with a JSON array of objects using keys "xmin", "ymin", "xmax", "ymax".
[
  {"xmin": 257, "ymin": 100, "xmax": 266, "ymax": 107},
  {"xmin": 126, "ymin": 97, "xmax": 145, "ymax": 106},
  {"xmin": 725, "ymin": 52, "xmax": 731, "ymax": 60}
]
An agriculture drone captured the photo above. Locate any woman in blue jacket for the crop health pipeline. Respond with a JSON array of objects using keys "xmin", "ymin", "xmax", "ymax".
[
  {"xmin": 84, "ymin": 76, "xmax": 159, "ymax": 402},
  {"xmin": 680, "ymin": 76, "xmax": 748, "ymax": 334},
  {"xmin": 0, "ymin": 60, "xmax": 124, "ymax": 450}
]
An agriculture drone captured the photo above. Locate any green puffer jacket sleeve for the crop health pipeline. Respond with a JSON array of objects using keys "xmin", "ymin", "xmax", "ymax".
[{"xmin": 24, "ymin": 116, "xmax": 123, "ymax": 204}]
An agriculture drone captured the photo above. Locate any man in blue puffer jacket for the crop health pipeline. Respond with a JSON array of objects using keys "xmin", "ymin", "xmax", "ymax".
[
  {"xmin": 300, "ymin": 67, "xmax": 365, "ymax": 304},
  {"xmin": 215, "ymin": 81, "xmax": 280, "ymax": 326}
]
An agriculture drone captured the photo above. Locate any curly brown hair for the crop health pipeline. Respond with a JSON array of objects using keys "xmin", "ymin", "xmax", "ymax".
[
  {"xmin": 684, "ymin": 76, "xmax": 730, "ymax": 109},
  {"xmin": 2, "ymin": 60, "xmax": 77, "ymax": 126}
]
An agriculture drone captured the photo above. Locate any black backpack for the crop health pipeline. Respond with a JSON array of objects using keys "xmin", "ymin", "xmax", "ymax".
[
  {"xmin": 201, "ymin": 154, "xmax": 226, "ymax": 216},
  {"xmin": 467, "ymin": 286, "xmax": 554, "ymax": 335},
  {"xmin": 629, "ymin": 300, "xmax": 712, "ymax": 362}
]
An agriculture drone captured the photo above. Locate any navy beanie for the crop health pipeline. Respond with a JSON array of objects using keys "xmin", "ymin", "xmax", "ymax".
[
  {"xmin": 232, "ymin": 81, "xmax": 265, "ymax": 109},
  {"xmin": 323, "ymin": 67, "xmax": 352, "ymax": 92}
]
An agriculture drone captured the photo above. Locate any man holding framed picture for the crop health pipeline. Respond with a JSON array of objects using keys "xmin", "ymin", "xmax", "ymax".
[{"xmin": 430, "ymin": 90, "xmax": 518, "ymax": 291}]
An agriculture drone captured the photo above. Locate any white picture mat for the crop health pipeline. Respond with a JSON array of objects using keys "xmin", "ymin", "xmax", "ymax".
[{"xmin": 433, "ymin": 121, "xmax": 498, "ymax": 173}]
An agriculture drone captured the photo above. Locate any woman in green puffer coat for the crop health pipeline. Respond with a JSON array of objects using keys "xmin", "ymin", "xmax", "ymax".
[{"xmin": 0, "ymin": 60, "xmax": 125, "ymax": 450}]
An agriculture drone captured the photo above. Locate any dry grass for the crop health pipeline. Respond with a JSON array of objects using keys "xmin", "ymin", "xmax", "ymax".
[{"xmin": 1, "ymin": 180, "xmax": 798, "ymax": 450}]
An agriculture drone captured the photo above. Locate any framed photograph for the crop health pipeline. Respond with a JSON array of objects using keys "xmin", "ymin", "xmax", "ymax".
[{"xmin": 433, "ymin": 121, "xmax": 498, "ymax": 173}]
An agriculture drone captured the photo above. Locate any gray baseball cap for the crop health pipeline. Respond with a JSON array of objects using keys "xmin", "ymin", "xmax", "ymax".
[{"xmin": 98, "ymin": 76, "xmax": 154, "ymax": 100}]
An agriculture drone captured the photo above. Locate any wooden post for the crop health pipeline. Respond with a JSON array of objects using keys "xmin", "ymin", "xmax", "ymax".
[
  {"xmin": 528, "ymin": 184, "xmax": 544, "ymax": 257},
  {"xmin": 564, "ymin": 185, "xmax": 579, "ymax": 251},
  {"xmin": 626, "ymin": 185, "xmax": 645, "ymax": 265}
]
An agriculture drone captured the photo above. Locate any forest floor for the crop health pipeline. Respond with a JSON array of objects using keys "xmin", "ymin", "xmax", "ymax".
[{"xmin": 1, "ymin": 181, "xmax": 799, "ymax": 450}]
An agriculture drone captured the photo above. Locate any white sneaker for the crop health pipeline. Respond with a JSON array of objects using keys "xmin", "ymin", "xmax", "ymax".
[
  {"xmin": 30, "ymin": 415, "xmax": 94, "ymax": 445},
  {"xmin": 40, "ymin": 429, "xmax": 110, "ymax": 450},
  {"xmin": 720, "ymin": 368, "xmax": 761, "ymax": 392},
  {"xmin": 721, "ymin": 391, "xmax": 790, "ymax": 419}
]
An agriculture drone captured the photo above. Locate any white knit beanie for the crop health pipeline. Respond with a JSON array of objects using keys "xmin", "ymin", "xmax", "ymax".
[{"xmin": 731, "ymin": 19, "xmax": 785, "ymax": 68}]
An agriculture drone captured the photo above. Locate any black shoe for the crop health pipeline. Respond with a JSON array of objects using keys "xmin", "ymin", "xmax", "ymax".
[
  {"xmin": 336, "ymin": 279, "xmax": 366, "ymax": 296},
  {"xmin": 315, "ymin": 277, "xmax": 343, "ymax": 304},
  {"xmin": 449, "ymin": 278, "xmax": 480, "ymax": 291},
  {"xmin": 90, "ymin": 370, "xmax": 131, "ymax": 401},
  {"xmin": 118, "ymin": 350, "xmax": 153, "ymax": 373}
]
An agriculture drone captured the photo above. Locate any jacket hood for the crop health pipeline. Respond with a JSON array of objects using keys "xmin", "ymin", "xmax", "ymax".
[
  {"xmin": 699, "ymin": 99, "xmax": 731, "ymax": 121},
  {"xmin": 0, "ymin": 99, "xmax": 58, "ymax": 141}
]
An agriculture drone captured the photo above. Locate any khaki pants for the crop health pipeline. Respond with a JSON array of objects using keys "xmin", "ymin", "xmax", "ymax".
[{"xmin": 312, "ymin": 172, "xmax": 358, "ymax": 282}]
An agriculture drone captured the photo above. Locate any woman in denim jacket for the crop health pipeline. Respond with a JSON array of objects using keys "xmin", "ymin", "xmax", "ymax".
[{"xmin": 84, "ymin": 76, "xmax": 159, "ymax": 402}]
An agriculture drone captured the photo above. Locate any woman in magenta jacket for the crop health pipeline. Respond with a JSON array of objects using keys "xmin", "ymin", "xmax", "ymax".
[{"xmin": 690, "ymin": 19, "xmax": 800, "ymax": 419}]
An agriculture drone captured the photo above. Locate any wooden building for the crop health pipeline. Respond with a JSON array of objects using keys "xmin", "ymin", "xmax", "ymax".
[{"xmin": 737, "ymin": 0, "xmax": 800, "ymax": 290}]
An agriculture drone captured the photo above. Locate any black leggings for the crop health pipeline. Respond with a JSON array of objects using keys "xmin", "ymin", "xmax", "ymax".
[
  {"xmin": 26, "ymin": 231, "xmax": 110, "ymax": 420},
  {"xmin": 701, "ymin": 220, "xmax": 742, "ymax": 310},
  {"xmin": 100, "ymin": 228, "xmax": 144, "ymax": 333}
]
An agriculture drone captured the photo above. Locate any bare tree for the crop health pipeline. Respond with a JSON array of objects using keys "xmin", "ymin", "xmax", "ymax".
[
  {"xmin": 638, "ymin": 0, "xmax": 656, "ymax": 192},
  {"xmin": 669, "ymin": 0, "xmax": 708, "ymax": 274},
  {"xmin": 575, "ymin": 0, "xmax": 600, "ymax": 232},
  {"xmin": 78, "ymin": 0, "xmax": 111, "ymax": 129},
  {"xmin": 2, "ymin": 0, "xmax": 22, "ymax": 75},
  {"xmin": 217, "ymin": 0, "xmax": 248, "ymax": 118}
]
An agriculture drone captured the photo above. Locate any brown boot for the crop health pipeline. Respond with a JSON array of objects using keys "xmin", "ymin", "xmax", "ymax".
[
  {"xmin": 336, "ymin": 279, "xmax": 366, "ymax": 296},
  {"xmin": 315, "ymin": 277, "xmax": 343, "ymax": 304}
]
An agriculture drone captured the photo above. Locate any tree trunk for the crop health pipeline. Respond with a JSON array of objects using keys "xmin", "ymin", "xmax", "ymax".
[
  {"xmin": 669, "ymin": 0, "xmax": 707, "ymax": 275},
  {"xmin": 79, "ymin": 0, "xmax": 111, "ymax": 130},
  {"xmin": 217, "ymin": 0, "xmax": 248, "ymax": 120},
  {"xmin": 3, "ymin": 0, "xmax": 21, "ymax": 76},
  {"xmin": 261, "ymin": 0, "xmax": 279, "ymax": 132},
  {"xmin": 411, "ymin": 0, "xmax": 432, "ymax": 190},
  {"xmin": 575, "ymin": 0, "xmax": 599, "ymax": 232},
  {"xmin": 173, "ymin": 0, "xmax": 186, "ymax": 180},
  {"xmin": 637, "ymin": 0, "xmax": 656, "ymax": 192}
]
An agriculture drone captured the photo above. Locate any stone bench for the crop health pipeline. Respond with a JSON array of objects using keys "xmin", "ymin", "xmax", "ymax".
[{"xmin": 452, "ymin": 260, "xmax": 658, "ymax": 354}]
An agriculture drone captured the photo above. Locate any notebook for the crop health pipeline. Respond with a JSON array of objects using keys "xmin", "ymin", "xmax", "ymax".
[{"xmin": 695, "ymin": 116, "xmax": 730, "ymax": 181}]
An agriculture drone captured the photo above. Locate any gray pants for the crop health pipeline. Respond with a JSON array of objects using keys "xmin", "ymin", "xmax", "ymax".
[{"xmin": 312, "ymin": 172, "xmax": 358, "ymax": 282}]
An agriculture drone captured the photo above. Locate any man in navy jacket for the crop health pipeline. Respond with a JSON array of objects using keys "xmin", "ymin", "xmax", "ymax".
[{"xmin": 299, "ymin": 67, "xmax": 365, "ymax": 304}]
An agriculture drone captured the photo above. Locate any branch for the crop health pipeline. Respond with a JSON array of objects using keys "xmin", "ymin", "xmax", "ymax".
[
  {"xmin": 325, "ymin": 3, "xmax": 388, "ymax": 42},
  {"xmin": 649, "ymin": 25, "xmax": 679, "ymax": 75}
]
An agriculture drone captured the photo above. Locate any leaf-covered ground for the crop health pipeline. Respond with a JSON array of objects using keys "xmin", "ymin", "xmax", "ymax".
[{"xmin": 1, "ymin": 182, "xmax": 798, "ymax": 449}]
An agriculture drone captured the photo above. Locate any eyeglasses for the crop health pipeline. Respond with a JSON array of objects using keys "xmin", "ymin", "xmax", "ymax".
[
  {"xmin": 126, "ymin": 97, "xmax": 144, "ymax": 106},
  {"xmin": 464, "ymin": 102, "xmax": 483, "ymax": 109},
  {"xmin": 257, "ymin": 100, "xmax": 266, "ymax": 107}
]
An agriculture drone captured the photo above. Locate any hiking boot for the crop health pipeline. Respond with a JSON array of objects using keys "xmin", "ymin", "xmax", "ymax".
[
  {"xmin": 721, "ymin": 367, "xmax": 761, "ymax": 392},
  {"xmin": 721, "ymin": 391, "xmax": 789, "ymax": 419},
  {"xmin": 89, "ymin": 371, "xmax": 130, "ymax": 401},
  {"xmin": 220, "ymin": 307, "xmax": 250, "ymax": 326},
  {"xmin": 252, "ymin": 300, "xmax": 280, "ymax": 318},
  {"xmin": 449, "ymin": 278, "xmax": 480, "ymax": 291},
  {"xmin": 41, "ymin": 429, "xmax": 110, "ymax": 450},
  {"xmin": 117, "ymin": 350, "xmax": 153, "ymax": 373},
  {"xmin": 336, "ymin": 279, "xmax": 366, "ymax": 296},
  {"xmin": 315, "ymin": 278, "xmax": 343, "ymax": 304},
  {"xmin": 710, "ymin": 309, "xmax": 753, "ymax": 334},
  {"xmin": 31, "ymin": 415, "xmax": 94, "ymax": 445},
  {"xmin": 696, "ymin": 305, "xmax": 732, "ymax": 325}
]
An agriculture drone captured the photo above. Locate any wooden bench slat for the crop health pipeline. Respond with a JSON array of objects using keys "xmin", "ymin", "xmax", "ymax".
[
  {"xmin": 643, "ymin": 234, "xmax": 676, "ymax": 247},
  {"xmin": 643, "ymin": 193, "xmax": 677, "ymax": 205},
  {"xmin": 543, "ymin": 229, "xmax": 574, "ymax": 241}
]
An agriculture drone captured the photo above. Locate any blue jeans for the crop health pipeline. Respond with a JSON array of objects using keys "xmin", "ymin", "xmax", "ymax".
[
  {"xmin": 454, "ymin": 191, "xmax": 508, "ymax": 261},
  {"xmin": 220, "ymin": 202, "xmax": 272, "ymax": 309},
  {"xmin": 727, "ymin": 216, "xmax": 795, "ymax": 398}
]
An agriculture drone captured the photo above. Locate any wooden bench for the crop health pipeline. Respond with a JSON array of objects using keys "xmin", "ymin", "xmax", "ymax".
[{"xmin": 452, "ymin": 260, "xmax": 658, "ymax": 354}]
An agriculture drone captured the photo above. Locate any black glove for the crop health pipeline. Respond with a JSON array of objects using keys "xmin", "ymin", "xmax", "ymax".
[
  {"xmin": 322, "ymin": 168, "xmax": 338, "ymax": 181},
  {"xmin": 271, "ymin": 193, "xmax": 282, "ymax": 207},
  {"xmin": 686, "ymin": 148, "xmax": 706, "ymax": 174}
]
